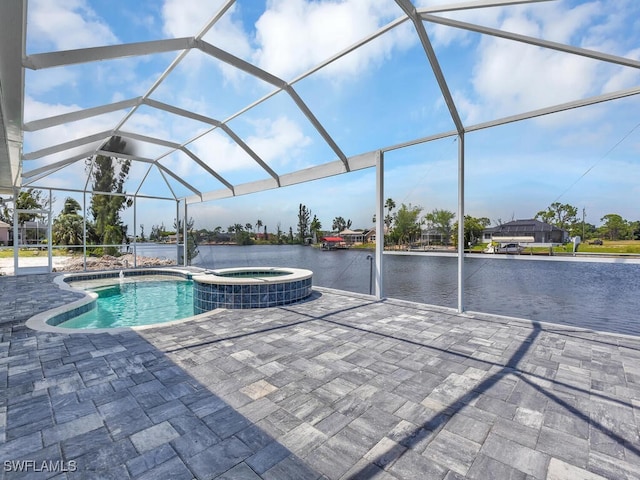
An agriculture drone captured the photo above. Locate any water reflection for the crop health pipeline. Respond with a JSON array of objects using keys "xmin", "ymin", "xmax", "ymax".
[{"xmin": 133, "ymin": 244, "xmax": 639, "ymax": 336}]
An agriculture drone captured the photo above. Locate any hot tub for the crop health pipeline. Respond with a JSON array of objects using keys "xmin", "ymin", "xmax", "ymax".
[{"xmin": 192, "ymin": 267, "xmax": 313, "ymax": 312}]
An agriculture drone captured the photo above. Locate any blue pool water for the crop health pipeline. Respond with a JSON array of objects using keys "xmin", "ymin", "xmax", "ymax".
[{"xmin": 57, "ymin": 279, "xmax": 194, "ymax": 329}]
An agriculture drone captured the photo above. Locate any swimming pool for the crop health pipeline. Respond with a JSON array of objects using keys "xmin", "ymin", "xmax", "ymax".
[
  {"xmin": 25, "ymin": 270, "xmax": 203, "ymax": 333},
  {"xmin": 56, "ymin": 279, "xmax": 194, "ymax": 329},
  {"xmin": 26, "ymin": 267, "xmax": 314, "ymax": 332}
]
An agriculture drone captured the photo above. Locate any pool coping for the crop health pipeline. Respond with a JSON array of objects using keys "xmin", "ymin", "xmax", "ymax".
[
  {"xmin": 192, "ymin": 266, "xmax": 312, "ymax": 285},
  {"xmin": 25, "ymin": 268, "xmax": 223, "ymax": 334}
]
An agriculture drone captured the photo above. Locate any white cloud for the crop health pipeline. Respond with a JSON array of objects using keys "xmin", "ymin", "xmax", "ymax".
[
  {"xmin": 454, "ymin": 3, "xmax": 615, "ymax": 125},
  {"xmin": 162, "ymin": 0, "xmax": 225, "ymax": 37},
  {"xmin": 602, "ymin": 47, "xmax": 640, "ymax": 93},
  {"xmin": 162, "ymin": 0, "xmax": 252, "ymax": 83},
  {"xmin": 245, "ymin": 116, "xmax": 312, "ymax": 168},
  {"xmin": 178, "ymin": 115, "xmax": 312, "ymax": 177},
  {"xmin": 28, "ymin": 0, "xmax": 117, "ymax": 51},
  {"xmin": 253, "ymin": 0, "xmax": 413, "ymax": 80},
  {"xmin": 24, "ymin": 95, "xmax": 78, "ymax": 123}
]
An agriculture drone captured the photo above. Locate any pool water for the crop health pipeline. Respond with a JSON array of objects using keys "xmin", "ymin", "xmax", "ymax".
[{"xmin": 57, "ymin": 279, "xmax": 194, "ymax": 329}]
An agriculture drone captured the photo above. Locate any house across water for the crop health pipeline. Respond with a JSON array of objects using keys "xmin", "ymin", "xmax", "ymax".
[{"xmin": 483, "ymin": 219, "xmax": 569, "ymax": 249}]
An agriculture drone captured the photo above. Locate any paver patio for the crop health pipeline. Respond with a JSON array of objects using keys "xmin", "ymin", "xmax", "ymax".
[{"xmin": 1, "ymin": 273, "xmax": 639, "ymax": 479}]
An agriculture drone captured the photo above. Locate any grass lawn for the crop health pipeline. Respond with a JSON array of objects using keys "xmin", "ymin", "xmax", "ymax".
[
  {"xmin": 0, "ymin": 248, "xmax": 75, "ymax": 258},
  {"xmin": 577, "ymin": 240, "xmax": 640, "ymax": 254},
  {"xmin": 471, "ymin": 240, "xmax": 640, "ymax": 255}
]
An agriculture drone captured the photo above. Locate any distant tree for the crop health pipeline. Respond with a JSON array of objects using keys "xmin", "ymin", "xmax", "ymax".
[
  {"xmin": 149, "ymin": 223, "xmax": 165, "ymax": 242},
  {"xmin": 6, "ymin": 189, "xmax": 51, "ymax": 225},
  {"xmin": 599, "ymin": 214, "xmax": 629, "ymax": 240},
  {"xmin": 535, "ymin": 202, "xmax": 578, "ymax": 232},
  {"xmin": 332, "ymin": 216, "xmax": 352, "ymax": 232},
  {"xmin": 581, "ymin": 222, "xmax": 597, "ymax": 239},
  {"xmin": 0, "ymin": 196, "xmax": 11, "ymax": 224},
  {"xmin": 424, "ymin": 208, "xmax": 456, "ymax": 244},
  {"xmin": 52, "ymin": 197, "xmax": 85, "ymax": 250},
  {"xmin": 174, "ymin": 217, "xmax": 198, "ymax": 264},
  {"xmin": 384, "ymin": 198, "xmax": 396, "ymax": 230},
  {"xmin": 255, "ymin": 219, "xmax": 263, "ymax": 232},
  {"xmin": 245, "ymin": 222, "xmax": 253, "ymax": 232},
  {"xmin": 297, "ymin": 204, "xmax": 311, "ymax": 243},
  {"xmin": 391, "ymin": 203, "xmax": 423, "ymax": 246},
  {"xmin": 310, "ymin": 215, "xmax": 322, "ymax": 243},
  {"xmin": 452, "ymin": 215, "xmax": 490, "ymax": 247},
  {"xmin": 139, "ymin": 224, "xmax": 145, "ymax": 242},
  {"xmin": 288, "ymin": 226, "xmax": 294, "ymax": 244},
  {"xmin": 87, "ymin": 136, "xmax": 132, "ymax": 253},
  {"xmin": 630, "ymin": 220, "xmax": 640, "ymax": 240},
  {"xmin": 276, "ymin": 222, "xmax": 283, "ymax": 244}
]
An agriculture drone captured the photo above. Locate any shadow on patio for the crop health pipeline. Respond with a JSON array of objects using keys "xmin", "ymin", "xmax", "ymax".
[{"xmin": 1, "ymin": 275, "xmax": 639, "ymax": 479}]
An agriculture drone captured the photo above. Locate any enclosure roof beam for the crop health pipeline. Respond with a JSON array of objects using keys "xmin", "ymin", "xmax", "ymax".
[
  {"xmin": 23, "ymin": 98, "xmax": 142, "ymax": 132},
  {"xmin": 34, "ymin": 184, "xmax": 175, "ymax": 201},
  {"xmin": 467, "ymin": 86, "xmax": 640, "ymax": 132},
  {"xmin": 143, "ymin": 98, "xmax": 220, "ymax": 126},
  {"xmin": 218, "ymin": 125, "xmax": 281, "ymax": 186},
  {"xmin": 22, "ymin": 152, "xmax": 91, "ymax": 179},
  {"xmin": 117, "ymin": 131, "xmax": 181, "ymax": 150},
  {"xmin": 94, "ymin": 150, "xmax": 156, "ymax": 163},
  {"xmin": 418, "ymin": 0, "xmax": 555, "ymax": 15},
  {"xmin": 180, "ymin": 147, "xmax": 235, "ymax": 195},
  {"xmin": 422, "ymin": 14, "xmax": 640, "ymax": 70},
  {"xmin": 285, "ymin": 86, "xmax": 350, "ymax": 172},
  {"xmin": 141, "ymin": 98, "xmax": 278, "ymax": 187},
  {"xmin": 194, "ymin": 39, "xmax": 286, "ymax": 89},
  {"xmin": 157, "ymin": 163, "xmax": 202, "ymax": 199},
  {"xmin": 395, "ymin": 0, "xmax": 464, "ymax": 134},
  {"xmin": 23, "ymin": 38, "xmax": 193, "ymax": 70},
  {"xmin": 23, "ymin": 131, "xmax": 112, "ymax": 160},
  {"xmin": 194, "ymin": 39, "xmax": 349, "ymax": 173}
]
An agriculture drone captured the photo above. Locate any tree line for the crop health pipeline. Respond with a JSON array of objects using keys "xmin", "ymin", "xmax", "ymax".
[{"xmin": 3, "ymin": 157, "xmax": 638, "ymax": 252}]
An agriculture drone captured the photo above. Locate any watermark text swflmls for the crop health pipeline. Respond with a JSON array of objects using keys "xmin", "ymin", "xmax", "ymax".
[{"xmin": 4, "ymin": 460, "xmax": 77, "ymax": 473}]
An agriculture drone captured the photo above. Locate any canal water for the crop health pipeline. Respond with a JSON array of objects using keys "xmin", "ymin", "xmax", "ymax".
[{"xmin": 134, "ymin": 243, "xmax": 640, "ymax": 336}]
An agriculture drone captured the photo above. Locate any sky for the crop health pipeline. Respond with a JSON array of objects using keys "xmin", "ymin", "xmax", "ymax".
[{"xmin": 19, "ymin": 0, "xmax": 640, "ymax": 235}]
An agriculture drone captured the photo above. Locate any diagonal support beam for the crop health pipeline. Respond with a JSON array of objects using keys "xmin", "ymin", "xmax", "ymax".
[
  {"xmin": 421, "ymin": 13, "xmax": 640, "ymax": 70},
  {"xmin": 195, "ymin": 39, "xmax": 286, "ymax": 89},
  {"xmin": 180, "ymin": 147, "xmax": 235, "ymax": 194},
  {"xmin": 466, "ymin": 86, "xmax": 640, "ymax": 132},
  {"xmin": 157, "ymin": 163, "xmax": 202, "ymax": 198},
  {"xmin": 143, "ymin": 98, "xmax": 220, "ymax": 126},
  {"xmin": 285, "ymin": 86, "xmax": 350, "ymax": 172},
  {"xmin": 117, "ymin": 131, "xmax": 181, "ymax": 149},
  {"xmin": 24, "ymin": 38, "xmax": 193, "ymax": 70},
  {"xmin": 23, "ymin": 98, "xmax": 141, "ymax": 132},
  {"xmin": 418, "ymin": 0, "xmax": 555, "ymax": 15},
  {"xmin": 395, "ymin": 0, "xmax": 464, "ymax": 134},
  {"xmin": 219, "ymin": 125, "xmax": 281, "ymax": 186},
  {"xmin": 143, "ymin": 98, "xmax": 278, "ymax": 186},
  {"xmin": 23, "ymin": 131, "xmax": 112, "ymax": 160},
  {"xmin": 22, "ymin": 151, "xmax": 91, "ymax": 179}
]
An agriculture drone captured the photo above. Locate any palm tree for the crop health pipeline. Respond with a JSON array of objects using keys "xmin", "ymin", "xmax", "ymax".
[
  {"xmin": 52, "ymin": 214, "xmax": 84, "ymax": 248},
  {"xmin": 52, "ymin": 197, "xmax": 85, "ymax": 251},
  {"xmin": 255, "ymin": 219, "xmax": 263, "ymax": 232},
  {"xmin": 384, "ymin": 198, "xmax": 396, "ymax": 230},
  {"xmin": 310, "ymin": 215, "xmax": 322, "ymax": 243}
]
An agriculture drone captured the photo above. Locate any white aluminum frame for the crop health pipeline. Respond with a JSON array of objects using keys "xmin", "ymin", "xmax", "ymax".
[{"xmin": 0, "ymin": 0, "xmax": 638, "ymax": 311}]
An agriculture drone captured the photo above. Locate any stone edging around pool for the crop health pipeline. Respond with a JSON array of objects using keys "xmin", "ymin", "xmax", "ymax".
[
  {"xmin": 25, "ymin": 268, "xmax": 218, "ymax": 334},
  {"xmin": 192, "ymin": 267, "xmax": 313, "ymax": 311}
]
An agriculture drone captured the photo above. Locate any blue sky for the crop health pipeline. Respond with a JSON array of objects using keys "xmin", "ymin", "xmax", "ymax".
[{"xmin": 21, "ymin": 0, "xmax": 640, "ymax": 234}]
